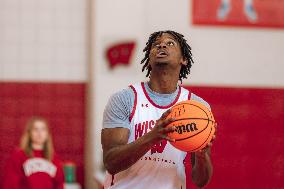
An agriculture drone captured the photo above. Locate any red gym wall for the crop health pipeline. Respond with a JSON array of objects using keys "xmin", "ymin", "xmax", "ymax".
[
  {"xmin": 183, "ymin": 85, "xmax": 284, "ymax": 189},
  {"xmin": 0, "ymin": 82, "xmax": 86, "ymax": 189},
  {"xmin": 1, "ymin": 82, "xmax": 283, "ymax": 189}
]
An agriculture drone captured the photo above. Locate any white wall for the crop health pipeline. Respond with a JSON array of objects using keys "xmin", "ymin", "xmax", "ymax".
[
  {"xmin": 0, "ymin": 0, "xmax": 88, "ymax": 187},
  {"xmin": 0, "ymin": 0, "xmax": 87, "ymax": 82},
  {"xmin": 89, "ymin": 0, "xmax": 284, "ymax": 187}
]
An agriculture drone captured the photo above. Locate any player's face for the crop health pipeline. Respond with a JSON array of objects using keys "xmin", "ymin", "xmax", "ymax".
[
  {"xmin": 30, "ymin": 120, "xmax": 48, "ymax": 146},
  {"xmin": 149, "ymin": 33, "xmax": 187, "ymax": 69}
]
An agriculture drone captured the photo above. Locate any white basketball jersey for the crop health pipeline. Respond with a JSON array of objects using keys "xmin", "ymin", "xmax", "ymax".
[{"xmin": 104, "ymin": 82, "xmax": 191, "ymax": 189}]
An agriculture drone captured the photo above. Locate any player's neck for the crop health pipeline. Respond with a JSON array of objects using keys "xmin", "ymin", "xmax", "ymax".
[{"xmin": 149, "ymin": 73, "xmax": 179, "ymax": 94}]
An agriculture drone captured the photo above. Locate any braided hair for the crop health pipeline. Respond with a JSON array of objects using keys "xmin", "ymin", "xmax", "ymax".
[{"xmin": 141, "ymin": 30, "xmax": 194, "ymax": 82}]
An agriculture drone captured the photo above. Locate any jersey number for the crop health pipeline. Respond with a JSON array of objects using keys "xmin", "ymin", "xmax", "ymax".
[{"xmin": 151, "ymin": 140, "xmax": 167, "ymax": 154}]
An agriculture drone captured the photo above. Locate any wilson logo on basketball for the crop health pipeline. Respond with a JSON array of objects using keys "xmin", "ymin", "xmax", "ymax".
[{"xmin": 175, "ymin": 122, "xmax": 198, "ymax": 134}]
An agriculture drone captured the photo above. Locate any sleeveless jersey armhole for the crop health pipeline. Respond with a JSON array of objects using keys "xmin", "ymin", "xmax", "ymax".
[
  {"xmin": 187, "ymin": 89, "xmax": 191, "ymax": 100},
  {"xmin": 129, "ymin": 85, "xmax": 137, "ymax": 122}
]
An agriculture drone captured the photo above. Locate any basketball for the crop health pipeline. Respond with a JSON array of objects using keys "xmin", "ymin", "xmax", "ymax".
[{"xmin": 166, "ymin": 100, "xmax": 216, "ymax": 152}]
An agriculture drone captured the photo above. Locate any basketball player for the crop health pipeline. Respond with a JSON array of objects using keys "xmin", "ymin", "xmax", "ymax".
[
  {"xmin": 217, "ymin": 0, "xmax": 258, "ymax": 22},
  {"xmin": 3, "ymin": 117, "xmax": 64, "ymax": 189},
  {"xmin": 101, "ymin": 31, "xmax": 216, "ymax": 189}
]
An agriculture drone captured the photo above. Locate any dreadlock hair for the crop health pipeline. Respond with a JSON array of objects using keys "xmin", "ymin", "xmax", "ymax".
[{"xmin": 141, "ymin": 30, "xmax": 194, "ymax": 82}]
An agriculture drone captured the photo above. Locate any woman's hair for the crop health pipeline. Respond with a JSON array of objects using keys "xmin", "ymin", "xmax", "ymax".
[{"xmin": 20, "ymin": 116, "xmax": 54, "ymax": 161}]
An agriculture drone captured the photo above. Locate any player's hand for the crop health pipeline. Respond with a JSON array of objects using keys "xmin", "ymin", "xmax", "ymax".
[
  {"xmin": 207, "ymin": 122, "xmax": 217, "ymax": 146},
  {"xmin": 148, "ymin": 109, "xmax": 176, "ymax": 143},
  {"xmin": 198, "ymin": 122, "xmax": 217, "ymax": 153}
]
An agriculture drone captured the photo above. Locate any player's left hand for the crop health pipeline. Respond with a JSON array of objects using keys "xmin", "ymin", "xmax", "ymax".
[{"xmin": 198, "ymin": 122, "xmax": 217, "ymax": 153}]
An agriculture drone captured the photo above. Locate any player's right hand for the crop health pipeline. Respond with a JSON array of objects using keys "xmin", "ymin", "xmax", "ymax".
[{"xmin": 148, "ymin": 109, "xmax": 176, "ymax": 143}]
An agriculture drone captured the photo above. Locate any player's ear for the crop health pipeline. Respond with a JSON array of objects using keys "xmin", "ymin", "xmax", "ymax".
[{"xmin": 181, "ymin": 58, "xmax": 187, "ymax": 66}]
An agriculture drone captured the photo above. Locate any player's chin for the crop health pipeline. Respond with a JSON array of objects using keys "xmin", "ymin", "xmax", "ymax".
[{"xmin": 154, "ymin": 59, "xmax": 171, "ymax": 67}]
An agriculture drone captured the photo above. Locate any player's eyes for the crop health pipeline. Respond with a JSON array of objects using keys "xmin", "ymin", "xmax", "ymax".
[
  {"xmin": 167, "ymin": 41, "xmax": 175, "ymax": 46},
  {"xmin": 152, "ymin": 43, "xmax": 160, "ymax": 48},
  {"xmin": 152, "ymin": 40, "xmax": 175, "ymax": 48}
]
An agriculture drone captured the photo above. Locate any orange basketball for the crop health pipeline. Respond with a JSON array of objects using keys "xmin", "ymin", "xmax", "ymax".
[{"xmin": 166, "ymin": 100, "xmax": 216, "ymax": 152}]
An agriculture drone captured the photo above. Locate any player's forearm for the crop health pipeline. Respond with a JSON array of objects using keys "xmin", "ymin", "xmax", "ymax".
[
  {"xmin": 192, "ymin": 152, "xmax": 213, "ymax": 188},
  {"xmin": 104, "ymin": 132, "xmax": 156, "ymax": 175}
]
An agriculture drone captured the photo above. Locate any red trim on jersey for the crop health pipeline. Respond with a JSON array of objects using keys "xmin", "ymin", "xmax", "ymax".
[
  {"xmin": 141, "ymin": 82, "xmax": 181, "ymax": 109},
  {"xmin": 129, "ymin": 85, "xmax": 137, "ymax": 122},
  {"xmin": 111, "ymin": 174, "xmax": 115, "ymax": 186},
  {"xmin": 187, "ymin": 89, "xmax": 191, "ymax": 100}
]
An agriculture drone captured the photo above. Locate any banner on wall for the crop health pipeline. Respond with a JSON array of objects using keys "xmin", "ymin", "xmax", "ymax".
[
  {"xmin": 105, "ymin": 41, "xmax": 136, "ymax": 69},
  {"xmin": 192, "ymin": 0, "xmax": 284, "ymax": 28}
]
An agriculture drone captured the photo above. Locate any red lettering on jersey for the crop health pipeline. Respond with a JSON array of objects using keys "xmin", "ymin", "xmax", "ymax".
[
  {"xmin": 135, "ymin": 123, "xmax": 144, "ymax": 140},
  {"xmin": 149, "ymin": 120, "xmax": 155, "ymax": 130},
  {"xmin": 142, "ymin": 121, "xmax": 148, "ymax": 135},
  {"xmin": 135, "ymin": 120, "xmax": 156, "ymax": 140},
  {"xmin": 151, "ymin": 140, "xmax": 167, "ymax": 154}
]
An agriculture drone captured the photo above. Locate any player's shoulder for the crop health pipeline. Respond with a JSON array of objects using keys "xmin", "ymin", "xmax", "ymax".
[
  {"xmin": 103, "ymin": 86, "xmax": 136, "ymax": 129},
  {"xmin": 106, "ymin": 86, "xmax": 136, "ymax": 111},
  {"xmin": 190, "ymin": 92, "xmax": 211, "ymax": 110},
  {"xmin": 109, "ymin": 86, "xmax": 135, "ymax": 101}
]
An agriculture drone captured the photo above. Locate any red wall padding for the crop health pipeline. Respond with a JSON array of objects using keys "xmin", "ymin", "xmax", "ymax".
[
  {"xmin": 1, "ymin": 82, "xmax": 283, "ymax": 189},
  {"xmin": 183, "ymin": 86, "xmax": 284, "ymax": 189},
  {"xmin": 0, "ymin": 82, "xmax": 86, "ymax": 188}
]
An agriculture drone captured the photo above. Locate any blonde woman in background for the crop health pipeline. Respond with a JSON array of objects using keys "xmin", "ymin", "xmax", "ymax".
[{"xmin": 3, "ymin": 116, "xmax": 64, "ymax": 189}]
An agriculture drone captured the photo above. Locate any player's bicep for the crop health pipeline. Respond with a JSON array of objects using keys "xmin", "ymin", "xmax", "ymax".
[{"xmin": 101, "ymin": 128, "xmax": 130, "ymax": 157}]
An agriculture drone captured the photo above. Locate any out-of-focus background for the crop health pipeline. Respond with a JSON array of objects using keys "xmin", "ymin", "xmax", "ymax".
[{"xmin": 0, "ymin": 0, "xmax": 283, "ymax": 189}]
